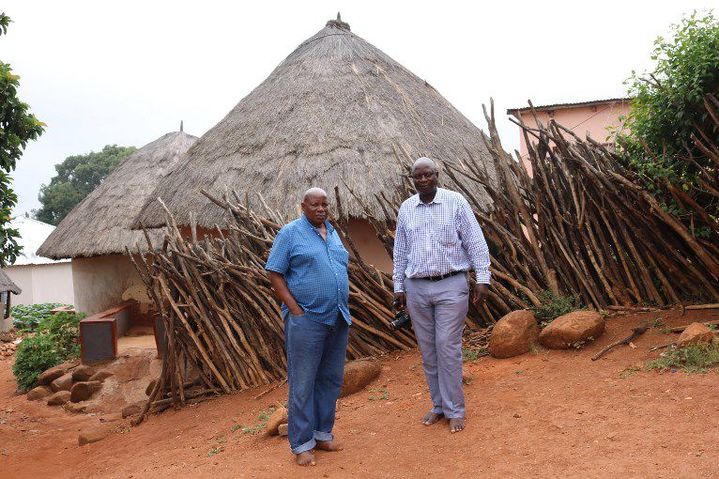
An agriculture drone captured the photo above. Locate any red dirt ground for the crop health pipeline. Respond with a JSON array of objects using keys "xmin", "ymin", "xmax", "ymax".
[{"xmin": 1, "ymin": 308, "xmax": 718, "ymax": 478}]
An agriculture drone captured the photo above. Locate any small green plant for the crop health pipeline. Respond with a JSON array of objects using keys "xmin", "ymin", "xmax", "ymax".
[
  {"xmin": 239, "ymin": 406, "xmax": 276, "ymax": 435},
  {"xmin": 531, "ymin": 290, "xmax": 582, "ymax": 327},
  {"xmin": 12, "ymin": 334, "xmax": 63, "ymax": 391},
  {"xmin": 368, "ymin": 387, "xmax": 390, "ymax": 401},
  {"xmin": 652, "ymin": 317, "xmax": 673, "ymax": 334},
  {"xmin": 38, "ymin": 311, "xmax": 82, "ymax": 358},
  {"xmin": 12, "ymin": 311, "xmax": 84, "ymax": 391},
  {"xmin": 462, "ymin": 346, "xmax": 487, "ymax": 362},
  {"xmin": 619, "ymin": 365, "xmax": 642, "ymax": 379},
  {"xmin": 10, "ymin": 303, "xmax": 69, "ymax": 331},
  {"xmin": 647, "ymin": 343, "xmax": 719, "ymax": 373},
  {"xmin": 207, "ymin": 446, "xmax": 224, "ymax": 457},
  {"xmin": 229, "ymin": 424, "xmax": 242, "ymax": 432}
]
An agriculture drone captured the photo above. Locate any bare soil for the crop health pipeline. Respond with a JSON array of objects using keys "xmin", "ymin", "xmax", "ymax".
[{"xmin": 1, "ymin": 308, "xmax": 718, "ymax": 478}]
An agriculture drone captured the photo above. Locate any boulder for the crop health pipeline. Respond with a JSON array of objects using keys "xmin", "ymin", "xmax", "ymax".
[
  {"xmin": 71, "ymin": 365, "xmax": 96, "ymax": 382},
  {"xmin": 37, "ymin": 359, "xmax": 80, "ymax": 387},
  {"xmin": 489, "ymin": 310, "xmax": 540, "ymax": 359},
  {"xmin": 78, "ymin": 425, "xmax": 113, "ymax": 446},
  {"xmin": 70, "ymin": 381, "xmax": 103, "ymax": 403},
  {"xmin": 677, "ymin": 323, "xmax": 716, "ymax": 348},
  {"xmin": 340, "ymin": 359, "xmax": 381, "ymax": 397},
  {"xmin": 88, "ymin": 370, "xmax": 113, "ymax": 382},
  {"xmin": 37, "ymin": 367, "xmax": 65, "ymax": 386},
  {"xmin": 47, "ymin": 390, "xmax": 71, "ymax": 406},
  {"xmin": 27, "ymin": 385, "xmax": 52, "ymax": 401},
  {"xmin": 277, "ymin": 423, "xmax": 288, "ymax": 436},
  {"xmin": 50, "ymin": 372, "xmax": 74, "ymax": 392},
  {"xmin": 121, "ymin": 402, "xmax": 145, "ymax": 419},
  {"xmin": 539, "ymin": 311, "xmax": 605, "ymax": 350},
  {"xmin": 265, "ymin": 406, "xmax": 288, "ymax": 436}
]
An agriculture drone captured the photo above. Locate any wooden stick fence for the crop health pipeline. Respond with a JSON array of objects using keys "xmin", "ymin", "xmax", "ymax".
[{"xmin": 129, "ymin": 98, "xmax": 719, "ymax": 423}]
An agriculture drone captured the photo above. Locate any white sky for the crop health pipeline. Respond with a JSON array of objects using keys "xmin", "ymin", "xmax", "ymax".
[{"xmin": 3, "ymin": 0, "xmax": 717, "ymax": 215}]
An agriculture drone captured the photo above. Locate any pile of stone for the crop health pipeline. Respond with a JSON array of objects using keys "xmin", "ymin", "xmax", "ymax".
[
  {"xmin": 0, "ymin": 340, "xmax": 17, "ymax": 360},
  {"xmin": 0, "ymin": 331, "xmax": 17, "ymax": 360},
  {"xmin": 27, "ymin": 361, "xmax": 114, "ymax": 409}
]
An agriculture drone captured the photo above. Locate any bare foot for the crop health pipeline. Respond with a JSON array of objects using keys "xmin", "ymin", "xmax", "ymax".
[
  {"xmin": 295, "ymin": 451, "xmax": 316, "ymax": 466},
  {"xmin": 449, "ymin": 417, "xmax": 465, "ymax": 433},
  {"xmin": 315, "ymin": 440, "xmax": 343, "ymax": 452},
  {"xmin": 422, "ymin": 411, "xmax": 444, "ymax": 426}
]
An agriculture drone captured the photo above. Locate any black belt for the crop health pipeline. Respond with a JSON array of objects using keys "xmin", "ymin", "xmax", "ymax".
[{"xmin": 418, "ymin": 270, "xmax": 466, "ymax": 282}]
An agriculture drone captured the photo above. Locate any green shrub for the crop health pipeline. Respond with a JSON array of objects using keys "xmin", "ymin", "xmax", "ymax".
[
  {"xmin": 12, "ymin": 311, "xmax": 83, "ymax": 391},
  {"xmin": 10, "ymin": 303, "xmax": 70, "ymax": 331},
  {"xmin": 531, "ymin": 290, "xmax": 582, "ymax": 327},
  {"xmin": 39, "ymin": 311, "xmax": 82, "ymax": 359},
  {"xmin": 12, "ymin": 334, "xmax": 63, "ymax": 391},
  {"xmin": 620, "ymin": 11, "xmax": 719, "ymax": 230},
  {"xmin": 647, "ymin": 342, "xmax": 719, "ymax": 373}
]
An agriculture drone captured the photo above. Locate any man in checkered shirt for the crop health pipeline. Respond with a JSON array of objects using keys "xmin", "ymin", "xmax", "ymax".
[{"xmin": 393, "ymin": 157, "xmax": 491, "ymax": 434}]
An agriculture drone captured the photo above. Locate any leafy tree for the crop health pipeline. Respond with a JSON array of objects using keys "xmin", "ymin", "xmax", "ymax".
[
  {"xmin": 35, "ymin": 144, "xmax": 136, "ymax": 225},
  {"xmin": 620, "ymin": 11, "xmax": 719, "ymax": 233},
  {"xmin": 0, "ymin": 13, "xmax": 45, "ymax": 266}
]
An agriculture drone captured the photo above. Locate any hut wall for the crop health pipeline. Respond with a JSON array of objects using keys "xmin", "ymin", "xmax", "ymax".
[
  {"xmin": 5, "ymin": 262, "xmax": 74, "ymax": 306},
  {"xmin": 346, "ymin": 219, "xmax": 392, "ymax": 273},
  {"xmin": 72, "ymin": 255, "xmax": 146, "ymax": 315}
]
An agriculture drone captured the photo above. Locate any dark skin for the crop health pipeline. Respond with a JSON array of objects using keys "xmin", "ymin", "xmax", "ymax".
[
  {"xmin": 268, "ymin": 188, "xmax": 342, "ymax": 466},
  {"xmin": 393, "ymin": 160, "xmax": 489, "ymax": 433}
]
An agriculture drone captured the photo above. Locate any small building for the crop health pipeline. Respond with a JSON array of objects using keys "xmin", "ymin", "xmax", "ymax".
[
  {"xmin": 0, "ymin": 269, "xmax": 21, "ymax": 330},
  {"xmin": 38, "ymin": 130, "xmax": 197, "ymax": 316},
  {"xmin": 507, "ymin": 98, "xmax": 630, "ymax": 175},
  {"xmin": 4, "ymin": 216, "xmax": 74, "ymax": 305}
]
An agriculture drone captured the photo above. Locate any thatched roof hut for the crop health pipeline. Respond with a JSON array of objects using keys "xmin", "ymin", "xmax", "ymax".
[
  {"xmin": 135, "ymin": 16, "xmax": 496, "ymax": 228},
  {"xmin": 39, "ymin": 130, "xmax": 197, "ymax": 259},
  {"xmin": 0, "ymin": 269, "xmax": 21, "ymax": 295}
]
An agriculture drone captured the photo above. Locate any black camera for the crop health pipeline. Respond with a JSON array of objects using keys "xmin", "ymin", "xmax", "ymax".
[{"xmin": 390, "ymin": 299, "xmax": 412, "ymax": 330}]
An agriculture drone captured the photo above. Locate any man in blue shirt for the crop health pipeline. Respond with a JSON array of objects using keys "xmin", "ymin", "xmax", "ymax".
[{"xmin": 266, "ymin": 187, "xmax": 351, "ymax": 467}]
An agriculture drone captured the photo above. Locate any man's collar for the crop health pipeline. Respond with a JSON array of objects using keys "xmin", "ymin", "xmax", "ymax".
[
  {"xmin": 301, "ymin": 213, "xmax": 333, "ymax": 232},
  {"xmin": 413, "ymin": 188, "xmax": 444, "ymax": 206}
]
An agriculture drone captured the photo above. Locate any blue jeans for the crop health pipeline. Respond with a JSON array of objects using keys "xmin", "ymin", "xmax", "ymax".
[{"xmin": 285, "ymin": 312, "xmax": 349, "ymax": 454}]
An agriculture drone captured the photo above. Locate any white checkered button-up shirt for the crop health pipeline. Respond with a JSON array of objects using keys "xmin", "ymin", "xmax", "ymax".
[{"xmin": 393, "ymin": 188, "xmax": 491, "ymax": 293}]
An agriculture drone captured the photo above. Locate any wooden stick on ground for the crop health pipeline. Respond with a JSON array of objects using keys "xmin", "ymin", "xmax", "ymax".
[{"xmin": 591, "ymin": 325, "xmax": 649, "ymax": 361}]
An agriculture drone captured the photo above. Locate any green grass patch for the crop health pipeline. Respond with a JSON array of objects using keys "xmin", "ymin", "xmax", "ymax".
[
  {"xmin": 462, "ymin": 347, "xmax": 487, "ymax": 362},
  {"xmin": 236, "ymin": 406, "xmax": 276, "ymax": 435},
  {"xmin": 646, "ymin": 343, "xmax": 719, "ymax": 373},
  {"xmin": 368, "ymin": 387, "xmax": 389, "ymax": 401}
]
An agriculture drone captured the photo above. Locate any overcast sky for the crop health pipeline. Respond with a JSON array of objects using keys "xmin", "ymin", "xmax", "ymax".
[{"xmin": 3, "ymin": 0, "xmax": 716, "ymax": 215}]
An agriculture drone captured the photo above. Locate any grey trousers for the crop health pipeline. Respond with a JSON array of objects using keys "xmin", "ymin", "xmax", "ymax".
[{"xmin": 405, "ymin": 273, "xmax": 469, "ymax": 419}]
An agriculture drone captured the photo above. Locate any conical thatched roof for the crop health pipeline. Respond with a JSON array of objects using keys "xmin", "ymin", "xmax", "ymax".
[
  {"xmin": 135, "ymin": 16, "xmax": 496, "ymax": 228},
  {"xmin": 0, "ymin": 269, "xmax": 21, "ymax": 294},
  {"xmin": 38, "ymin": 131, "xmax": 197, "ymax": 259}
]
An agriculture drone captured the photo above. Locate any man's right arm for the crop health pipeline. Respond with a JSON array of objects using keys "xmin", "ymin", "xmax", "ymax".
[{"xmin": 392, "ymin": 208, "xmax": 409, "ymax": 308}]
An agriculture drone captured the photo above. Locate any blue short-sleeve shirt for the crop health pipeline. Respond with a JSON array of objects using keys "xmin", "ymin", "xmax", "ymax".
[{"xmin": 265, "ymin": 215, "xmax": 351, "ymax": 326}]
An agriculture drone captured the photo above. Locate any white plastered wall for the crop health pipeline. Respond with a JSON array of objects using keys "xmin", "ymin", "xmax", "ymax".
[
  {"xmin": 5, "ymin": 262, "xmax": 74, "ymax": 305},
  {"xmin": 71, "ymin": 255, "xmax": 146, "ymax": 315}
]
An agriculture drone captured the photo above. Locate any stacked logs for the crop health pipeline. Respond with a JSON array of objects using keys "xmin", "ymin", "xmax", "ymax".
[
  {"xmin": 131, "ymin": 98, "xmax": 719, "ymax": 420},
  {"xmin": 130, "ymin": 193, "xmax": 416, "ymax": 421},
  {"xmin": 360, "ymin": 99, "xmax": 719, "ymax": 315}
]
